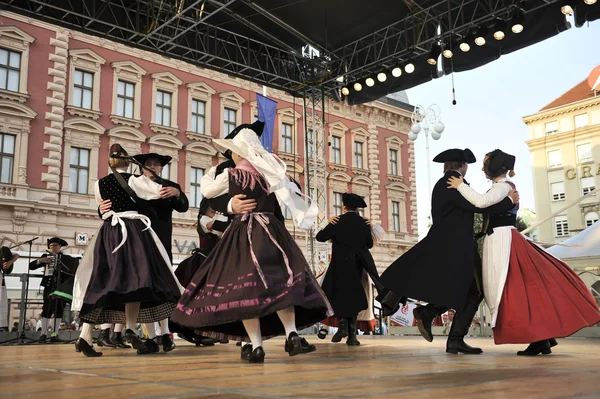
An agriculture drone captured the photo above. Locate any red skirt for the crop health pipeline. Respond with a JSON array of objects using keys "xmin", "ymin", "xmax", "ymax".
[
  {"xmin": 321, "ymin": 316, "xmax": 376, "ymax": 332},
  {"xmin": 493, "ymin": 230, "xmax": 600, "ymax": 344}
]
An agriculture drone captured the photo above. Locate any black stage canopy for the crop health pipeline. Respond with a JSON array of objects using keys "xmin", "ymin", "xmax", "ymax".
[{"xmin": 2, "ymin": 0, "xmax": 599, "ymax": 104}]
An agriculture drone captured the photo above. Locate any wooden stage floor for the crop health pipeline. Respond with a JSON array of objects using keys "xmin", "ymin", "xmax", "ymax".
[{"xmin": 1, "ymin": 336, "xmax": 599, "ymax": 399}]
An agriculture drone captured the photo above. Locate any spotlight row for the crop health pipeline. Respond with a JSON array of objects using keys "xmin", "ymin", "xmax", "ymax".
[{"xmin": 342, "ymin": 0, "xmax": 597, "ymax": 95}]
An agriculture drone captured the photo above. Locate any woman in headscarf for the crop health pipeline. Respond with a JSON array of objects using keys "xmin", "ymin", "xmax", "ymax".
[
  {"xmin": 448, "ymin": 149, "xmax": 600, "ymax": 356},
  {"xmin": 171, "ymin": 128, "xmax": 332, "ymax": 363}
]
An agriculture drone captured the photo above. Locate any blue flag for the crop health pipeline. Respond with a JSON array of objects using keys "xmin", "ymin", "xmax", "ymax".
[{"xmin": 256, "ymin": 93, "xmax": 277, "ymax": 152}]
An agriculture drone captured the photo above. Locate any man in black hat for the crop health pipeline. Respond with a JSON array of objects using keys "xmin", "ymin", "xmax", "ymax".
[
  {"xmin": 316, "ymin": 193, "xmax": 379, "ymax": 346},
  {"xmin": 377, "ymin": 148, "xmax": 519, "ymax": 354},
  {"xmin": 29, "ymin": 237, "xmax": 78, "ymax": 342}
]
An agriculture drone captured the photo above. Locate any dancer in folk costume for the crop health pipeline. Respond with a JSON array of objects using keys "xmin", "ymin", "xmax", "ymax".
[
  {"xmin": 315, "ymin": 193, "xmax": 381, "ymax": 345},
  {"xmin": 171, "ymin": 128, "xmax": 331, "ymax": 363},
  {"xmin": 448, "ymin": 149, "xmax": 600, "ymax": 356},
  {"xmin": 1, "ymin": 246, "xmax": 19, "ymax": 331},
  {"xmin": 72, "ymin": 145, "xmax": 183, "ymax": 357}
]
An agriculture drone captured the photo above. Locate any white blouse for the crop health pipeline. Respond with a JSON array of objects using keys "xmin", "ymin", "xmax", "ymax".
[
  {"xmin": 456, "ymin": 178, "xmax": 512, "ymax": 208},
  {"xmin": 94, "ymin": 169, "xmax": 162, "ymax": 206}
]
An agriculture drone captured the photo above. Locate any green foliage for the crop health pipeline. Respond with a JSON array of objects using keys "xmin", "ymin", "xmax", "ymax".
[{"xmin": 473, "ymin": 214, "xmax": 531, "ymax": 256}]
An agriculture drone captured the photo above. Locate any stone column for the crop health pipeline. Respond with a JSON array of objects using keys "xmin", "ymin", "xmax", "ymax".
[{"xmin": 366, "ymin": 110, "xmax": 382, "ymax": 226}]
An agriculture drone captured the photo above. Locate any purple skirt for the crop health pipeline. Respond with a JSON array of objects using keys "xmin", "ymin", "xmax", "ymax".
[
  {"xmin": 79, "ymin": 218, "xmax": 182, "ymax": 324},
  {"xmin": 171, "ymin": 213, "xmax": 332, "ymax": 341}
]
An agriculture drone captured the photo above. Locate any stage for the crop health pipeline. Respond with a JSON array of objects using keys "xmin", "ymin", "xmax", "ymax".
[{"xmin": 1, "ymin": 336, "xmax": 599, "ymax": 398}]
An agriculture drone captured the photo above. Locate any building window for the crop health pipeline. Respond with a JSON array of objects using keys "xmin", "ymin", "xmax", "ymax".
[
  {"xmin": 353, "ymin": 142, "xmax": 364, "ymax": 168},
  {"xmin": 332, "ymin": 136, "xmax": 341, "ymax": 164},
  {"xmin": 333, "ymin": 192, "xmax": 343, "ymax": 216},
  {"xmin": 585, "ymin": 212, "xmax": 599, "ymax": 228},
  {"xmin": 392, "ymin": 201, "xmax": 401, "ymax": 232},
  {"xmin": 72, "ymin": 69, "xmax": 93, "ymax": 109},
  {"xmin": 0, "ymin": 48, "xmax": 21, "ymax": 92},
  {"xmin": 551, "ymin": 182, "xmax": 566, "ymax": 201},
  {"xmin": 155, "ymin": 90, "xmax": 172, "ymax": 127},
  {"xmin": 190, "ymin": 99, "xmax": 206, "ymax": 134},
  {"xmin": 545, "ymin": 121, "xmax": 559, "ymax": 135},
  {"xmin": 0, "ymin": 133, "xmax": 15, "ymax": 184},
  {"xmin": 577, "ymin": 143, "xmax": 592, "ymax": 163},
  {"xmin": 555, "ymin": 215, "xmax": 569, "ymax": 237},
  {"xmin": 581, "ymin": 177, "xmax": 596, "ymax": 196},
  {"xmin": 390, "ymin": 149, "xmax": 398, "ymax": 176},
  {"xmin": 281, "ymin": 123, "xmax": 293, "ymax": 153},
  {"xmin": 574, "ymin": 114, "xmax": 589, "ymax": 129},
  {"xmin": 223, "ymin": 108, "xmax": 237, "ymax": 137},
  {"xmin": 548, "ymin": 150, "xmax": 562, "ymax": 168},
  {"xmin": 190, "ymin": 167, "xmax": 204, "ymax": 208},
  {"xmin": 161, "ymin": 163, "xmax": 170, "ymax": 180},
  {"xmin": 69, "ymin": 147, "xmax": 90, "ymax": 194},
  {"xmin": 116, "ymin": 80, "xmax": 135, "ymax": 119}
]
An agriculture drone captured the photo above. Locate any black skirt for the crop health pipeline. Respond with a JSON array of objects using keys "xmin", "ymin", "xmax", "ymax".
[{"xmin": 79, "ymin": 218, "xmax": 182, "ymax": 324}]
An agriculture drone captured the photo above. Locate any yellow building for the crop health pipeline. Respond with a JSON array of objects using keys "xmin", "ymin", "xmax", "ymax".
[{"xmin": 524, "ymin": 70, "xmax": 600, "ymax": 244}]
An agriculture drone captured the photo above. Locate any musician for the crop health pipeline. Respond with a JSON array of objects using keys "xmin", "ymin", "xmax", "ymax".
[
  {"xmin": 29, "ymin": 238, "xmax": 78, "ymax": 342},
  {"xmin": 99, "ymin": 152, "xmax": 188, "ymax": 354},
  {"xmin": 1, "ymin": 246, "xmax": 19, "ymax": 332}
]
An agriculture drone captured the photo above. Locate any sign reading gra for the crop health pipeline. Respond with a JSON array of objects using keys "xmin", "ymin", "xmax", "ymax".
[{"xmin": 565, "ymin": 163, "xmax": 600, "ymax": 180}]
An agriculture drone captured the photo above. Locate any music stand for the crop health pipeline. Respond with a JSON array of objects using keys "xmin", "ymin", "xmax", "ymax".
[{"xmin": 0, "ymin": 237, "xmax": 39, "ymax": 345}]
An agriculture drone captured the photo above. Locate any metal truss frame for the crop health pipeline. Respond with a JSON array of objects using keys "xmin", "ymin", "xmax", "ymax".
[{"xmin": 303, "ymin": 86, "xmax": 328, "ymax": 275}]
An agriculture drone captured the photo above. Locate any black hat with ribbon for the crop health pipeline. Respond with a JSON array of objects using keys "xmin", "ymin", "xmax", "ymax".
[
  {"xmin": 47, "ymin": 237, "xmax": 68, "ymax": 248},
  {"xmin": 342, "ymin": 193, "xmax": 367, "ymax": 209},
  {"xmin": 433, "ymin": 148, "xmax": 476, "ymax": 164},
  {"xmin": 132, "ymin": 153, "xmax": 172, "ymax": 167}
]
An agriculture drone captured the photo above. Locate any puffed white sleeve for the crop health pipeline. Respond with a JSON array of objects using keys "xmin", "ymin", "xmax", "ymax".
[
  {"xmin": 94, "ymin": 181, "xmax": 102, "ymax": 205},
  {"xmin": 199, "ymin": 215, "xmax": 212, "ymax": 233},
  {"xmin": 201, "ymin": 168, "xmax": 229, "ymax": 198},
  {"xmin": 456, "ymin": 181, "xmax": 511, "ymax": 208},
  {"xmin": 128, "ymin": 175, "xmax": 162, "ymax": 200}
]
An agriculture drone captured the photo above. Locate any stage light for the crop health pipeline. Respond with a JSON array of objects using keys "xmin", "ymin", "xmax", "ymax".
[
  {"xmin": 561, "ymin": 5, "xmax": 573, "ymax": 15},
  {"xmin": 353, "ymin": 82, "xmax": 362, "ymax": 91},
  {"xmin": 459, "ymin": 31, "xmax": 474, "ymax": 52},
  {"xmin": 405, "ymin": 62, "xmax": 415, "ymax": 74},
  {"xmin": 493, "ymin": 19, "xmax": 507, "ymax": 40},
  {"xmin": 341, "ymin": 87, "xmax": 350, "ymax": 96},
  {"xmin": 365, "ymin": 77, "xmax": 375, "ymax": 87},
  {"xmin": 427, "ymin": 44, "xmax": 441, "ymax": 65},
  {"xmin": 584, "ymin": 0, "xmax": 596, "ymax": 4},
  {"xmin": 336, "ymin": 76, "xmax": 345, "ymax": 82},
  {"xmin": 377, "ymin": 72, "xmax": 387, "ymax": 82},
  {"xmin": 510, "ymin": 9, "xmax": 525, "ymax": 34},
  {"xmin": 474, "ymin": 26, "xmax": 488, "ymax": 46},
  {"xmin": 392, "ymin": 67, "xmax": 402, "ymax": 77}
]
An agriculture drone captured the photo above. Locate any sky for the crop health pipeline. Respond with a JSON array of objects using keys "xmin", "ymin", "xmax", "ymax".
[{"xmin": 405, "ymin": 21, "xmax": 600, "ymax": 238}]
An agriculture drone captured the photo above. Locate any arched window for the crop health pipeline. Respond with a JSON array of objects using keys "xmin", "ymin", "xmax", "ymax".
[{"xmin": 585, "ymin": 212, "xmax": 599, "ymax": 228}]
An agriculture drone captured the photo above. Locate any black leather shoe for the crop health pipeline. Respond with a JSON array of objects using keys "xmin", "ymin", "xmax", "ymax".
[
  {"xmin": 241, "ymin": 343, "xmax": 253, "ymax": 360},
  {"xmin": 413, "ymin": 307, "xmax": 434, "ymax": 342},
  {"xmin": 517, "ymin": 340, "xmax": 552, "ymax": 356},
  {"xmin": 285, "ymin": 331, "xmax": 303, "ymax": 356},
  {"xmin": 110, "ymin": 332, "xmax": 131, "ymax": 349},
  {"xmin": 161, "ymin": 334, "xmax": 176, "ymax": 352},
  {"xmin": 76, "ymin": 338, "xmax": 103, "ymax": 357},
  {"xmin": 199, "ymin": 335, "xmax": 216, "ymax": 346},
  {"xmin": 549, "ymin": 338, "xmax": 558, "ymax": 348},
  {"xmin": 285, "ymin": 337, "xmax": 316, "ymax": 354},
  {"xmin": 124, "ymin": 329, "xmax": 145, "ymax": 351},
  {"xmin": 249, "ymin": 346, "xmax": 265, "ymax": 363},
  {"xmin": 38, "ymin": 334, "xmax": 47, "ymax": 343},
  {"xmin": 331, "ymin": 318, "xmax": 348, "ymax": 343},
  {"xmin": 346, "ymin": 317, "xmax": 361, "ymax": 346},
  {"xmin": 97, "ymin": 329, "xmax": 117, "ymax": 348},
  {"xmin": 137, "ymin": 338, "xmax": 160, "ymax": 355},
  {"xmin": 446, "ymin": 340, "xmax": 483, "ymax": 355},
  {"xmin": 317, "ymin": 328, "xmax": 328, "ymax": 340}
]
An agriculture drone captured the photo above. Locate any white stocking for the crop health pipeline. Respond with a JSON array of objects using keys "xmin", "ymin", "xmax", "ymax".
[
  {"xmin": 125, "ymin": 302, "xmax": 140, "ymax": 331},
  {"xmin": 100, "ymin": 323, "xmax": 112, "ymax": 330},
  {"xmin": 54, "ymin": 317, "xmax": 62, "ymax": 332},
  {"xmin": 160, "ymin": 318, "xmax": 170, "ymax": 335},
  {"xmin": 41, "ymin": 317, "xmax": 49, "ymax": 334},
  {"xmin": 114, "ymin": 323, "xmax": 124, "ymax": 333},
  {"xmin": 242, "ymin": 318, "xmax": 263, "ymax": 348},
  {"xmin": 79, "ymin": 323, "xmax": 93, "ymax": 345},
  {"xmin": 276, "ymin": 307, "xmax": 297, "ymax": 337},
  {"xmin": 144, "ymin": 323, "xmax": 156, "ymax": 339}
]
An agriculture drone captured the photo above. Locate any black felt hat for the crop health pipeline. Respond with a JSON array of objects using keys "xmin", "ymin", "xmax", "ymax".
[
  {"xmin": 47, "ymin": 237, "xmax": 68, "ymax": 248},
  {"xmin": 433, "ymin": 148, "xmax": 476, "ymax": 164},
  {"xmin": 132, "ymin": 153, "xmax": 172, "ymax": 167},
  {"xmin": 342, "ymin": 193, "xmax": 367, "ymax": 209},
  {"xmin": 224, "ymin": 119, "xmax": 265, "ymax": 140}
]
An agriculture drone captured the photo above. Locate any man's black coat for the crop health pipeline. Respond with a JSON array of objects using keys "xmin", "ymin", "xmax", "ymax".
[{"xmin": 378, "ymin": 170, "xmax": 514, "ymax": 310}]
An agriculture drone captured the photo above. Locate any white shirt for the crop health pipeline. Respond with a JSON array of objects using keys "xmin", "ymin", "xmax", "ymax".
[
  {"xmin": 200, "ymin": 214, "xmax": 229, "ymax": 237},
  {"xmin": 457, "ymin": 177, "xmax": 512, "ymax": 208}
]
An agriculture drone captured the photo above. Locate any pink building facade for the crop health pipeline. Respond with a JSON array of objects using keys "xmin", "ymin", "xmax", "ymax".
[{"xmin": 0, "ymin": 11, "xmax": 417, "ymax": 272}]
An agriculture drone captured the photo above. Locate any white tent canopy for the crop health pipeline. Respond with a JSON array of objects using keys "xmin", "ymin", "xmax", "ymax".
[{"xmin": 547, "ymin": 221, "xmax": 600, "ymax": 260}]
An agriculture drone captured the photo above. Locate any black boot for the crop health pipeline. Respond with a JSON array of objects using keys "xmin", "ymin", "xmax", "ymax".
[
  {"xmin": 161, "ymin": 334, "xmax": 176, "ymax": 352},
  {"xmin": 123, "ymin": 329, "xmax": 145, "ymax": 351},
  {"xmin": 97, "ymin": 328, "xmax": 117, "ymax": 348},
  {"xmin": 346, "ymin": 317, "xmax": 361, "ymax": 346},
  {"xmin": 413, "ymin": 305, "xmax": 439, "ymax": 343},
  {"xmin": 446, "ymin": 302, "xmax": 482, "ymax": 354},
  {"xmin": 137, "ymin": 337, "xmax": 160, "ymax": 355},
  {"xmin": 331, "ymin": 318, "xmax": 348, "ymax": 343},
  {"xmin": 75, "ymin": 338, "xmax": 103, "ymax": 357},
  {"xmin": 517, "ymin": 340, "xmax": 552, "ymax": 356},
  {"xmin": 110, "ymin": 332, "xmax": 131, "ymax": 349},
  {"xmin": 549, "ymin": 338, "xmax": 558, "ymax": 348},
  {"xmin": 285, "ymin": 331, "xmax": 303, "ymax": 356},
  {"xmin": 249, "ymin": 346, "xmax": 265, "ymax": 363}
]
